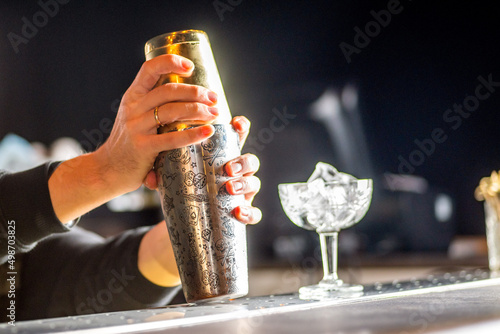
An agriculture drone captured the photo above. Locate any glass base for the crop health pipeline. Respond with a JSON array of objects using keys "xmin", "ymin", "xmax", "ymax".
[{"xmin": 299, "ymin": 282, "xmax": 364, "ymax": 300}]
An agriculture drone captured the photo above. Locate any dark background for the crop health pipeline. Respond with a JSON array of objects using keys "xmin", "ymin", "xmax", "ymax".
[{"xmin": 1, "ymin": 0, "xmax": 499, "ymax": 262}]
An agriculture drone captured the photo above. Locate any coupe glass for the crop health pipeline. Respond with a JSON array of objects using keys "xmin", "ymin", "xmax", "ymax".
[{"xmin": 278, "ymin": 179, "xmax": 373, "ymax": 298}]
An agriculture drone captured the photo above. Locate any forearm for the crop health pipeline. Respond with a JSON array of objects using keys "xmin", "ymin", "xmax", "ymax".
[
  {"xmin": 47, "ymin": 53, "xmax": 223, "ymax": 224},
  {"xmin": 138, "ymin": 222, "xmax": 181, "ymax": 287},
  {"xmin": 0, "ymin": 163, "xmax": 70, "ymax": 263},
  {"xmin": 49, "ymin": 153, "xmax": 182, "ymax": 286},
  {"xmin": 18, "ymin": 226, "xmax": 180, "ymax": 319},
  {"xmin": 48, "ymin": 152, "xmax": 132, "ymax": 223}
]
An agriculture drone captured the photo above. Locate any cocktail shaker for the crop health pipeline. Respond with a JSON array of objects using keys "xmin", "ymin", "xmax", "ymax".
[{"xmin": 145, "ymin": 30, "xmax": 248, "ymax": 302}]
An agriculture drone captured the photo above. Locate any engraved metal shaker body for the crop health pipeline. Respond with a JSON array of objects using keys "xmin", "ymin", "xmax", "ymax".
[{"xmin": 145, "ymin": 30, "xmax": 248, "ymax": 303}]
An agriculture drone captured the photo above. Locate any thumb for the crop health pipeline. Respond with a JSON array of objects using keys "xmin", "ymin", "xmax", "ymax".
[{"xmin": 143, "ymin": 169, "xmax": 158, "ymax": 190}]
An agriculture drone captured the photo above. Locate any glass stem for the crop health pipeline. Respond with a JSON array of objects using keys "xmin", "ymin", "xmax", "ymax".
[{"xmin": 319, "ymin": 232, "xmax": 339, "ymax": 283}]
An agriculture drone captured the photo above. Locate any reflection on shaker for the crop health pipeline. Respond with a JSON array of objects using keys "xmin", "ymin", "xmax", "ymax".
[
  {"xmin": 145, "ymin": 30, "xmax": 248, "ymax": 303},
  {"xmin": 155, "ymin": 125, "xmax": 246, "ymax": 302}
]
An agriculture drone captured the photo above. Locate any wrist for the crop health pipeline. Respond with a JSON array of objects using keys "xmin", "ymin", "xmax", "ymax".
[
  {"xmin": 48, "ymin": 152, "xmax": 124, "ymax": 223},
  {"xmin": 92, "ymin": 144, "xmax": 144, "ymax": 195},
  {"xmin": 86, "ymin": 149, "xmax": 120, "ymax": 192}
]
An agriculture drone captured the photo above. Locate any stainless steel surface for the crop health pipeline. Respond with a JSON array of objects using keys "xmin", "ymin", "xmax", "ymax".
[
  {"xmin": 155, "ymin": 124, "xmax": 247, "ymax": 302},
  {"xmin": 4, "ymin": 268, "xmax": 500, "ymax": 333},
  {"xmin": 145, "ymin": 30, "xmax": 247, "ymax": 303}
]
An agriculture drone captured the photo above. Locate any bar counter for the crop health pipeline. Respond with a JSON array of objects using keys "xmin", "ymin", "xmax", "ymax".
[{"xmin": 2, "ymin": 268, "xmax": 500, "ymax": 333}]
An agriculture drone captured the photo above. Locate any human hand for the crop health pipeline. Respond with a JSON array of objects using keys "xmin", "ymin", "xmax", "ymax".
[
  {"xmin": 143, "ymin": 115, "xmax": 262, "ymax": 224},
  {"xmin": 94, "ymin": 54, "xmax": 220, "ymax": 195},
  {"xmin": 225, "ymin": 116, "xmax": 262, "ymax": 225},
  {"xmin": 144, "ymin": 116, "xmax": 262, "ymax": 224},
  {"xmin": 48, "ymin": 54, "xmax": 223, "ymax": 223}
]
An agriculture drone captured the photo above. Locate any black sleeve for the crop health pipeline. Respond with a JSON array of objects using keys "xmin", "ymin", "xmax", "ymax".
[
  {"xmin": 17, "ymin": 226, "xmax": 181, "ymax": 320},
  {"xmin": 0, "ymin": 162, "xmax": 70, "ymax": 265}
]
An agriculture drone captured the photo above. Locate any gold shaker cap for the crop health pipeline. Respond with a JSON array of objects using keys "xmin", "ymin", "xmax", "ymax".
[
  {"xmin": 144, "ymin": 29, "xmax": 209, "ymax": 60},
  {"xmin": 143, "ymin": 29, "xmax": 233, "ymax": 128}
]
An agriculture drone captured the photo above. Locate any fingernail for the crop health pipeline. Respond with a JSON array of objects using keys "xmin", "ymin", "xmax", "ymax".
[
  {"xmin": 207, "ymin": 91, "xmax": 218, "ymax": 104},
  {"xmin": 181, "ymin": 59, "xmax": 194, "ymax": 70},
  {"xmin": 231, "ymin": 162, "xmax": 242, "ymax": 174},
  {"xmin": 231, "ymin": 181, "xmax": 243, "ymax": 192},
  {"xmin": 239, "ymin": 118, "xmax": 250, "ymax": 132},
  {"xmin": 239, "ymin": 207, "xmax": 249, "ymax": 217},
  {"xmin": 200, "ymin": 125, "xmax": 214, "ymax": 136},
  {"xmin": 208, "ymin": 107, "xmax": 219, "ymax": 116},
  {"xmin": 234, "ymin": 117, "xmax": 249, "ymax": 132}
]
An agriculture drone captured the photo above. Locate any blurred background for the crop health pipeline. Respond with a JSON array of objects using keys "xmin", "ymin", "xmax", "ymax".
[{"xmin": 1, "ymin": 0, "xmax": 499, "ymax": 295}]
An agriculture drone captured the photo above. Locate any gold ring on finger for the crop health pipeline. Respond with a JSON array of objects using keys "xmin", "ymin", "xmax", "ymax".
[{"xmin": 154, "ymin": 106, "xmax": 163, "ymax": 128}]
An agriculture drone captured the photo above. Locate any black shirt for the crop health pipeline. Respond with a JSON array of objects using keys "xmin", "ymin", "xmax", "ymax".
[{"xmin": 0, "ymin": 163, "xmax": 179, "ymax": 321}]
